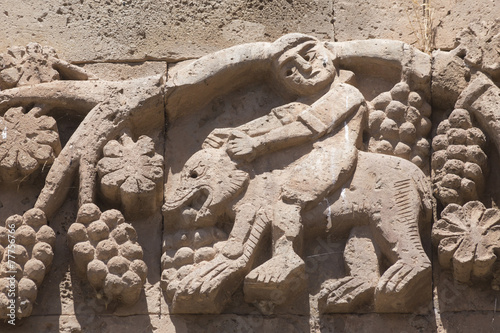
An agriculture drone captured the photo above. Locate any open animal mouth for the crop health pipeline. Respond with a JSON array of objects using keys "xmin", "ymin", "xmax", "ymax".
[
  {"xmin": 163, "ymin": 187, "xmax": 211, "ymax": 221},
  {"xmin": 185, "ymin": 188, "xmax": 210, "ymax": 212}
]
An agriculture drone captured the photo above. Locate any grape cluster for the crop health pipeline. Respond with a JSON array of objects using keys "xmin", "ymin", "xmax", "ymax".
[
  {"xmin": 367, "ymin": 82, "xmax": 432, "ymax": 171},
  {"xmin": 432, "ymin": 109, "xmax": 487, "ymax": 206},
  {"xmin": 0, "ymin": 208, "xmax": 55, "ymax": 319},
  {"xmin": 160, "ymin": 226, "xmax": 228, "ymax": 299},
  {"xmin": 67, "ymin": 204, "xmax": 147, "ymax": 306}
]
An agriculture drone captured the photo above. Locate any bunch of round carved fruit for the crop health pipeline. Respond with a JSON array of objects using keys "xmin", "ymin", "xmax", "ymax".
[
  {"xmin": 67, "ymin": 204, "xmax": 147, "ymax": 306},
  {"xmin": 432, "ymin": 108, "xmax": 487, "ymax": 206},
  {"xmin": 0, "ymin": 208, "xmax": 55, "ymax": 319},
  {"xmin": 367, "ymin": 82, "xmax": 432, "ymax": 171},
  {"xmin": 160, "ymin": 226, "xmax": 228, "ymax": 299}
]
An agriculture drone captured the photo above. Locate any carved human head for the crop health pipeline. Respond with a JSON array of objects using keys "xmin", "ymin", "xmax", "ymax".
[{"xmin": 272, "ymin": 34, "xmax": 337, "ymax": 96}]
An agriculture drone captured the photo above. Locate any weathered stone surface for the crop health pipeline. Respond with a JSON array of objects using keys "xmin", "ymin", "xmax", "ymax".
[
  {"xmin": 434, "ymin": 2, "xmax": 500, "ymax": 50},
  {"xmin": 334, "ymin": 0, "xmax": 417, "ymax": 43},
  {"xmin": 0, "ymin": 0, "xmax": 334, "ymax": 63},
  {"xmin": 80, "ymin": 61, "xmax": 167, "ymax": 81},
  {"xmin": 1, "ymin": 18, "xmax": 500, "ymax": 332}
]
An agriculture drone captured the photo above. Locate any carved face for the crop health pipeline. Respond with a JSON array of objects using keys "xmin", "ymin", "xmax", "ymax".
[
  {"xmin": 276, "ymin": 41, "xmax": 336, "ymax": 96},
  {"xmin": 162, "ymin": 148, "xmax": 249, "ymax": 227}
]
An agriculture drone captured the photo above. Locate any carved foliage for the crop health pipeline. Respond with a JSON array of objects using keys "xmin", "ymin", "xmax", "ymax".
[
  {"xmin": 433, "ymin": 201, "xmax": 500, "ymax": 284},
  {"xmin": 0, "ymin": 42, "xmax": 94, "ymax": 90},
  {"xmin": 0, "ymin": 106, "xmax": 61, "ymax": 182},
  {"xmin": 97, "ymin": 134, "xmax": 164, "ymax": 218}
]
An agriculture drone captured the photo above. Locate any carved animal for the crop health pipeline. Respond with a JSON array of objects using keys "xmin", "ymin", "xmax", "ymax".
[{"xmin": 163, "ymin": 144, "xmax": 433, "ymax": 314}]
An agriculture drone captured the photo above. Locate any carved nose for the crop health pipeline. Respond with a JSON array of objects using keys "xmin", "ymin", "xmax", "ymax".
[{"xmin": 296, "ymin": 56, "xmax": 312, "ymax": 73}]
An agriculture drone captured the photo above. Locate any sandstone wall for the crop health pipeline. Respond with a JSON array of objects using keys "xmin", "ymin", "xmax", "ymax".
[
  {"xmin": 2, "ymin": 0, "xmax": 499, "ymax": 64},
  {"xmin": 1, "ymin": 1, "xmax": 500, "ymax": 333}
]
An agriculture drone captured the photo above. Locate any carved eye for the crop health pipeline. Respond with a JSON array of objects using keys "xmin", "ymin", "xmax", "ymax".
[
  {"xmin": 303, "ymin": 54, "xmax": 310, "ymax": 61},
  {"xmin": 190, "ymin": 171, "xmax": 198, "ymax": 179},
  {"xmin": 286, "ymin": 69, "xmax": 293, "ymax": 76}
]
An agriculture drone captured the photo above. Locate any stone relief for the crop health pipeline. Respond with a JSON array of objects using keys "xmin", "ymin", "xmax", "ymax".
[{"xmin": 0, "ymin": 21, "xmax": 499, "ymax": 325}]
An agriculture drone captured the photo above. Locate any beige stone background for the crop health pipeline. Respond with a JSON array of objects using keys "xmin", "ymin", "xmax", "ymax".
[
  {"xmin": 3, "ymin": 0, "xmax": 499, "ymax": 63},
  {"xmin": 1, "ymin": 0, "xmax": 500, "ymax": 332}
]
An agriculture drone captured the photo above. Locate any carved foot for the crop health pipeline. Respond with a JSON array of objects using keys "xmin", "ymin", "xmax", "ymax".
[
  {"xmin": 375, "ymin": 258, "xmax": 432, "ymax": 312},
  {"xmin": 318, "ymin": 275, "xmax": 376, "ymax": 313},
  {"xmin": 243, "ymin": 252, "xmax": 305, "ymax": 310},
  {"xmin": 172, "ymin": 256, "xmax": 247, "ymax": 314}
]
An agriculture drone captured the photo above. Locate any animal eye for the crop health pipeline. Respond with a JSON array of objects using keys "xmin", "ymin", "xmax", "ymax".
[
  {"xmin": 189, "ymin": 171, "xmax": 198, "ymax": 178},
  {"xmin": 286, "ymin": 69, "xmax": 293, "ymax": 76},
  {"xmin": 303, "ymin": 55, "xmax": 310, "ymax": 61}
]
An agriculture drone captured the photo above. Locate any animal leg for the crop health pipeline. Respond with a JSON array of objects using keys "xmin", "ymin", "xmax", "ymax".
[
  {"xmin": 243, "ymin": 201, "xmax": 306, "ymax": 311},
  {"xmin": 172, "ymin": 208, "xmax": 271, "ymax": 314},
  {"xmin": 319, "ymin": 226, "xmax": 380, "ymax": 313},
  {"xmin": 373, "ymin": 178, "xmax": 432, "ymax": 312}
]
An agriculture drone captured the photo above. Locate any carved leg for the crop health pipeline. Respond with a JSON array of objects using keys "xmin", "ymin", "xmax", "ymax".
[
  {"xmin": 172, "ymin": 208, "xmax": 271, "ymax": 314},
  {"xmin": 373, "ymin": 178, "xmax": 432, "ymax": 312},
  {"xmin": 319, "ymin": 226, "xmax": 380, "ymax": 313},
  {"xmin": 243, "ymin": 201, "xmax": 306, "ymax": 311}
]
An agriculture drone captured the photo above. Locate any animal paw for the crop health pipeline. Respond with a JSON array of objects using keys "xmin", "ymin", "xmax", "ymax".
[
  {"xmin": 243, "ymin": 253, "xmax": 306, "ymax": 308},
  {"xmin": 319, "ymin": 276, "xmax": 376, "ymax": 313},
  {"xmin": 374, "ymin": 258, "xmax": 432, "ymax": 312},
  {"xmin": 376, "ymin": 259, "xmax": 431, "ymax": 295},
  {"xmin": 171, "ymin": 256, "xmax": 247, "ymax": 314}
]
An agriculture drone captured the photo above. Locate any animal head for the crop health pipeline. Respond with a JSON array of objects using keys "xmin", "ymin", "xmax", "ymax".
[{"xmin": 162, "ymin": 147, "xmax": 249, "ymax": 227}]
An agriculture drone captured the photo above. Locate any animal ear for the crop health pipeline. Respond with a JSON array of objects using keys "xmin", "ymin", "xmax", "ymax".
[
  {"xmin": 225, "ymin": 168, "xmax": 249, "ymax": 195},
  {"xmin": 202, "ymin": 129, "xmax": 230, "ymax": 149}
]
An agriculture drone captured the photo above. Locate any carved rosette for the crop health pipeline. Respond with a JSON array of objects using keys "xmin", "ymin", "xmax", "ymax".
[
  {"xmin": 0, "ymin": 43, "xmax": 60, "ymax": 89},
  {"xmin": 67, "ymin": 204, "xmax": 148, "ymax": 306},
  {"xmin": 431, "ymin": 108, "xmax": 487, "ymax": 206},
  {"xmin": 97, "ymin": 134, "xmax": 164, "ymax": 218},
  {"xmin": 367, "ymin": 82, "xmax": 431, "ymax": 171},
  {"xmin": 0, "ymin": 209, "xmax": 55, "ymax": 319},
  {"xmin": 0, "ymin": 106, "xmax": 62, "ymax": 182},
  {"xmin": 432, "ymin": 201, "xmax": 500, "ymax": 284}
]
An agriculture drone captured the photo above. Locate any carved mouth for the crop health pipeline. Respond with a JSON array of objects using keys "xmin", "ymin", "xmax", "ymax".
[
  {"xmin": 186, "ymin": 188, "xmax": 210, "ymax": 212},
  {"xmin": 163, "ymin": 187, "xmax": 212, "ymax": 222}
]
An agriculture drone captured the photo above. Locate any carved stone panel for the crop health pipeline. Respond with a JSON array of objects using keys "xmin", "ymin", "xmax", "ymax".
[{"xmin": 0, "ymin": 20, "xmax": 499, "ymax": 332}]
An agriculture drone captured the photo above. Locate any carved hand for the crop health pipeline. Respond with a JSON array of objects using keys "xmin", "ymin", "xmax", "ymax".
[{"xmin": 227, "ymin": 130, "xmax": 258, "ymax": 161}]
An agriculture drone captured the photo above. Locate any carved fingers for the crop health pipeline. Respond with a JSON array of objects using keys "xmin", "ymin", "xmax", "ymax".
[{"xmin": 226, "ymin": 130, "xmax": 257, "ymax": 161}]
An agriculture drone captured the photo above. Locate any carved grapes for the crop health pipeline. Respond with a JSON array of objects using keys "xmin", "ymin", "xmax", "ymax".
[
  {"xmin": 367, "ymin": 82, "xmax": 431, "ymax": 170},
  {"xmin": 67, "ymin": 204, "xmax": 148, "ymax": 306},
  {"xmin": 432, "ymin": 108, "xmax": 487, "ymax": 206},
  {"xmin": 0, "ymin": 209, "xmax": 55, "ymax": 319}
]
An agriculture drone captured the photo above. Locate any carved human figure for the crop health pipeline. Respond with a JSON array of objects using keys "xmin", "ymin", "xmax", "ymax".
[{"xmin": 217, "ymin": 34, "xmax": 365, "ymax": 301}]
